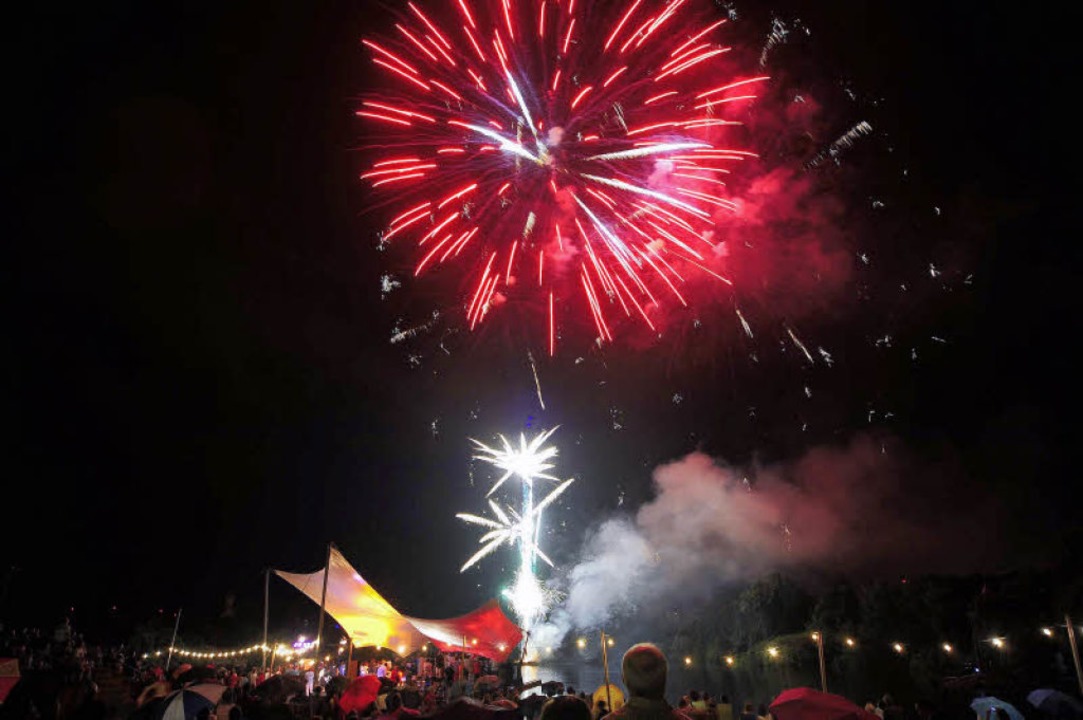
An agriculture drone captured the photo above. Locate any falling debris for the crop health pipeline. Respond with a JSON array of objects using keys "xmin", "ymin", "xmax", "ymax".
[
  {"xmin": 380, "ymin": 274, "xmax": 402, "ymax": 298},
  {"xmin": 805, "ymin": 121, "xmax": 873, "ymax": 169},
  {"xmin": 528, "ymin": 351, "xmax": 546, "ymax": 411},
  {"xmin": 786, "ymin": 326, "xmax": 815, "ymax": 364}
]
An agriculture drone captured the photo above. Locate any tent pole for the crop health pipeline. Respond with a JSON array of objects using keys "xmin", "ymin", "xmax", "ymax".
[
  {"xmin": 816, "ymin": 631, "xmax": 827, "ymax": 693},
  {"xmin": 347, "ymin": 638, "xmax": 354, "ymax": 677},
  {"xmin": 262, "ymin": 568, "xmax": 270, "ymax": 671},
  {"xmin": 1066, "ymin": 614, "xmax": 1083, "ymax": 696},
  {"xmin": 600, "ymin": 631, "xmax": 612, "ymax": 712},
  {"xmin": 316, "ymin": 542, "xmax": 333, "ymax": 659},
  {"xmin": 164, "ymin": 608, "xmax": 182, "ymax": 672}
]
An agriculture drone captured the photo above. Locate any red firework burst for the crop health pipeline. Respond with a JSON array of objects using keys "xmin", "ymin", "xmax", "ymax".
[{"xmin": 359, "ymin": 0, "xmax": 768, "ymax": 354}]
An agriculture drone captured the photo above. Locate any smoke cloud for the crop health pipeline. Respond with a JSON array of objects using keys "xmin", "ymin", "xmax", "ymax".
[{"xmin": 534, "ymin": 434, "xmax": 1000, "ymax": 647}]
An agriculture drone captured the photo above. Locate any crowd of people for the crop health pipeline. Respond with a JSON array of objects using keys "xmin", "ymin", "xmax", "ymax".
[{"xmin": 0, "ymin": 620, "xmax": 1071, "ymax": 720}]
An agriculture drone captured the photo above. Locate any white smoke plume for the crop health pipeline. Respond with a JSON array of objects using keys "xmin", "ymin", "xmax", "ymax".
[{"xmin": 534, "ymin": 434, "xmax": 999, "ymax": 648}]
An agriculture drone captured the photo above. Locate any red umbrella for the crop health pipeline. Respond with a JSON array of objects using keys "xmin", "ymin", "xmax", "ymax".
[
  {"xmin": 770, "ymin": 688, "xmax": 878, "ymax": 720},
  {"xmin": 340, "ymin": 675, "xmax": 384, "ymax": 715}
]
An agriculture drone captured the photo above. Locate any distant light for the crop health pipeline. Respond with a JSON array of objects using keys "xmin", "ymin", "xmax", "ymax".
[
  {"xmin": 767, "ymin": 647, "xmax": 780, "ymax": 659},
  {"xmin": 398, "ymin": 645, "xmax": 406, "ymax": 654},
  {"xmin": 991, "ymin": 637, "xmax": 1006, "ymax": 650},
  {"xmin": 607, "ymin": 637, "xmax": 615, "ymax": 647},
  {"xmin": 471, "ymin": 639, "xmax": 478, "ymax": 646},
  {"xmin": 298, "ymin": 635, "xmax": 306, "ymax": 643},
  {"xmin": 892, "ymin": 643, "xmax": 904, "ymax": 654},
  {"xmin": 810, "ymin": 632, "xmax": 820, "ymax": 641},
  {"xmin": 1041, "ymin": 627, "xmax": 1054, "ymax": 638},
  {"xmin": 546, "ymin": 647, "xmax": 553, "ymax": 654},
  {"xmin": 422, "ymin": 645, "xmax": 429, "ymax": 652},
  {"xmin": 684, "ymin": 656, "xmax": 692, "ymax": 666},
  {"xmin": 576, "ymin": 638, "xmax": 586, "ymax": 649},
  {"xmin": 845, "ymin": 638, "xmax": 856, "ymax": 648},
  {"xmin": 340, "ymin": 639, "xmax": 347, "ymax": 645},
  {"xmin": 724, "ymin": 656, "xmax": 735, "ymax": 666}
]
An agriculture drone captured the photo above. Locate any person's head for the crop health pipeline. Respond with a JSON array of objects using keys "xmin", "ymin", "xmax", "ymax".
[
  {"xmin": 621, "ymin": 643, "xmax": 668, "ymax": 700},
  {"xmin": 758, "ymin": 705, "xmax": 768, "ymax": 717},
  {"xmin": 541, "ymin": 696, "xmax": 592, "ymax": 720},
  {"xmin": 691, "ymin": 691, "xmax": 701, "ymax": 702},
  {"xmin": 722, "ymin": 696, "xmax": 730, "ymax": 704},
  {"xmin": 567, "ymin": 686, "xmax": 575, "ymax": 695},
  {"xmin": 744, "ymin": 704, "xmax": 754, "ymax": 714},
  {"xmin": 678, "ymin": 698, "xmax": 690, "ymax": 709},
  {"xmin": 865, "ymin": 703, "xmax": 877, "ymax": 713}
]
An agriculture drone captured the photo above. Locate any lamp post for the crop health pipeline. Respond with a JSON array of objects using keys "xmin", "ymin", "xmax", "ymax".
[{"xmin": 1066, "ymin": 615, "xmax": 1083, "ymax": 696}]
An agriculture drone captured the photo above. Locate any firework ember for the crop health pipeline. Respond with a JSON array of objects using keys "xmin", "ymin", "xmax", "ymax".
[
  {"xmin": 459, "ymin": 428, "xmax": 573, "ymax": 624},
  {"xmin": 359, "ymin": 0, "xmax": 767, "ymax": 352}
]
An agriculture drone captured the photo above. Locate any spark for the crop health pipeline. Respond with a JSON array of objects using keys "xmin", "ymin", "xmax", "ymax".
[
  {"xmin": 785, "ymin": 325, "xmax": 815, "ymax": 364},
  {"xmin": 528, "ymin": 350, "xmax": 546, "ymax": 410},
  {"xmin": 359, "ymin": 0, "xmax": 760, "ymax": 348},
  {"xmin": 461, "ymin": 428, "xmax": 573, "ymax": 625}
]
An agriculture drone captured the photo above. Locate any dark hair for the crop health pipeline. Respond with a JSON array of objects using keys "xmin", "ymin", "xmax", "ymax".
[
  {"xmin": 690, "ymin": 691, "xmax": 701, "ymax": 702},
  {"xmin": 722, "ymin": 696, "xmax": 730, "ymax": 704},
  {"xmin": 541, "ymin": 696, "xmax": 592, "ymax": 720},
  {"xmin": 758, "ymin": 705, "xmax": 768, "ymax": 716},
  {"xmin": 621, "ymin": 644, "xmax": 668, "ymax": 700}
]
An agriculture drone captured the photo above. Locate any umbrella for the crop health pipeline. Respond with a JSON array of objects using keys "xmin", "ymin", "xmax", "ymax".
[
  {"xmin": 593, "ymin": 684, "xmax": 625, "ymax": 713},
  {"xmin": 431, "ymin": 696, "xmax": 520, "ymax": 720},
  {"xmin": 340, "ymin": 675, "xmax": 384, "ymax": 715},
  {"xmin": 971, "ymin": 697, "xmax": 1025, "ymax": 720},
  {"xmin": 252, "ymin": 674, "xmax": 305, "ymax": 703},
  {"xmin": 513, "ymin": 680, "xmax": 542, "ymax": 697},
  {"xmin": 770, "ymin": 688, "xmax": 880, "ymax": 720},
  {"xmin": 1028, "ymin": 691, "xmax": 1083, "ymax": 720},
  {"xmin": 186, "ymin": 683, "xmax": 226, "ymax": 706},
  {"xmin": 136, "ymin": 681, "xmax": 172, "ymax": 708},
  {"xmin": 134, "ymin": 689, "xmax": 215, "ymax": 720}
]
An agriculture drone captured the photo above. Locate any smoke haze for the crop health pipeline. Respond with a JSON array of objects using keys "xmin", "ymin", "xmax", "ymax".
[{"xmin": 535, "ymin": 434, "xmax": 1000, "ymax": 647}]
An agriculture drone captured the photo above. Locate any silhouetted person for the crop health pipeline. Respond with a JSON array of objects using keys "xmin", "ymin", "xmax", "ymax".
[
  {"xmin": 717, "ymin": 696, "xmax": 733, "ymax": 720},
  {"xmin": 543, "ymin": 696, "xmax": 593, "ymax": 720},
  {"xmin": 601, "ymin": 643, "xmax": 689, "ymax": 720}
]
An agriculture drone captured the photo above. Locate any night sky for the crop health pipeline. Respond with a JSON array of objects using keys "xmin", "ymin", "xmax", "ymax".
[{"xmin": 6, "ymin": 0, "xmax": 1077, "ymax": 643}]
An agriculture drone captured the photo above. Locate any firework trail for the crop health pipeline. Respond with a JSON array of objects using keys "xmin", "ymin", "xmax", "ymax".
[
  {"xmin": 359, "ymin": 0, "xmax": 767, "ymax": 352},
  {"xmin": 459, "ymin": 428, "xmax": 573, "ymax": 625},
  {"xmin": 805, "ymin": 120, "xmax": 873, "ymax": 169}
]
